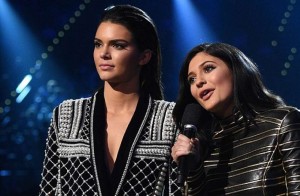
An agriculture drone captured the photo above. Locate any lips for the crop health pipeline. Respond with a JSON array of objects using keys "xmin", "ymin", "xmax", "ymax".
[
  {"xmin": 99, "ymin": 63, "xmax": 114, "ymax": 71},
  {"xmin": 200, "ymin": 89, "xmax": 213, "ymax": 100}
]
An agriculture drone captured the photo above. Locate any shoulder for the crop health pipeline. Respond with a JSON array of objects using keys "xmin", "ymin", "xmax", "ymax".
[
  {"xmin": 258, "ymin": 106, "xmax": 300, "ymax": 125},
  {"xmin": 280, "ymin": 106, "xmax": 300, "ymax": 124},
  {"xmin": 52, "ymin": 97, "xmax": 92, "ymax": 124},
  {"xmin": 151, "ymin": 100, "xmax": 175, "ymax": 114},
  {"xmin": 153, "ymin": 99, "xmax": 175, "ymax": 109},
  {"xmin": 51, "ymin": 97, "xmax": 92, "ymax": 139},
  {"xmin": 148, "ymin": 100, "xmax": 177, "ymax": 139},
  {"xmin": 55, "ymin": 96, "xmax": 92, "ymax": 118},
  {"xmin": 258, "ymin": 106, "xmax": 299, "ymax": 116},
  {"xmin": 58, "ymin": 97, "xmax": 92, "ymax": 108},
  {"xmin": 54, "ymin": 96, "xmax": 92, "ymax": 113}
]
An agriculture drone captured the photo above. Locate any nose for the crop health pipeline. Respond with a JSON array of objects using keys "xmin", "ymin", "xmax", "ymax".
[
  {"xmin": 99, "ymin": 46, "xmax": 111, "ymax": 59},
  {"xmin": 196, "ymin": 77, "xmax": 206, "ymax": 88}
]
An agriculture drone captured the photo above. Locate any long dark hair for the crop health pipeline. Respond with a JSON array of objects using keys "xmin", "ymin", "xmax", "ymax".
[
  {"xmin": 173, "ymin": 42, "xmax": 285, "ymax": 127},
  {"xmin": 99, "ymin": 4, "xmax": 163, "ymax": 99}
]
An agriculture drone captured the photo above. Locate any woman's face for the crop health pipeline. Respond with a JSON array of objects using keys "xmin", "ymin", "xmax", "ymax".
[
  {"xmin": 93, "ymin": 22, "xmax": 147, "ymax": 87},
  {"xmin": 188, "ymin": 52, "xmax": 234, "ymax": 118}
]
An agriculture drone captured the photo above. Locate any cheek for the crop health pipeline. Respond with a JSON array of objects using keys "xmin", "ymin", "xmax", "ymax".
[
  {"xmin": 115, "ymin": 53, "xmax": 134, "ymax": 66},
  {"xmin": 190, "ymin": 86, "xmax": 197, "ymax": 98},
  {"xmin": 93, "ymin": 50, "xmax": 98, "ymax": 62},
  {"xmin": 214, "ymin": 69, "xmax": 232, "ymax": 86},
  {"xmin": 190, "ymin": 86, "xmax": 202, "ymax": 103},
  {"xmin": 217, "ymin": 76, "xmax": 233, "ymax": 98}
]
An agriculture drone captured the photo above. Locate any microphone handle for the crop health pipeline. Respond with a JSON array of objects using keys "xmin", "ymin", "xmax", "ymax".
[{"xmin": 176, "ymin": 124, "xmax": 197, "ymax": 186}]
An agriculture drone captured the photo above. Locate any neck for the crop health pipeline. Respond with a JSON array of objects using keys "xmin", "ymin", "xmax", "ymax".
[{"xmin": 104, "ymin": 83, "xmax": 140, "ymax": 114}]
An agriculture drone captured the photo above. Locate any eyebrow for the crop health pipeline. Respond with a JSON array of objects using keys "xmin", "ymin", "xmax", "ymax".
[
  {"xmin": 187, "ymin": 60, "xmax": 215, "ymax": 77},
  {"xmin": 198, "ymin": 60, "xmax": 215, "ymax": 67},
  {"xmin": 94, "ymin": 37, "xmax": 131, "ymax": 43},
  {"xmin": 94, "ymin": 38, "xmax": 134, "ymax": 48},
  {"xmin": 94, "ymin": 37, "xmax": 130, "ymax": 42}
]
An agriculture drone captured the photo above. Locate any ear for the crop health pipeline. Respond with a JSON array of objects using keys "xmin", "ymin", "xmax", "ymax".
[{"xmin": 139, "ymin": 49, "xmax": 152, "ymax": 66}]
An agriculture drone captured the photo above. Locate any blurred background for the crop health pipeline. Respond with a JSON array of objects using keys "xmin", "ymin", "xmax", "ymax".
[{"xmin": 0, "ymin": 0, "xmax": 299, "ymax": 195}]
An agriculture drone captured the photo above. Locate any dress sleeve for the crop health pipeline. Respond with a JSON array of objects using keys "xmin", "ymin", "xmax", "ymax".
[
  {"xmin": 280, "ymin": 108, "xmax": 300, "ymax": 194},
  {"xmin": 39, "ymin": 107, "xmax": 60, "ymax": 195},
  {"xmin": 185, "ymin": 162, "xmax": 207, "ymax": 195},
  {"xmin": 169, "ymin": 127, "xmax": 208, "ymax": 195},
  {"xmin": 179, "ymin": 124, "xmax": 210, "ymax": 195}
]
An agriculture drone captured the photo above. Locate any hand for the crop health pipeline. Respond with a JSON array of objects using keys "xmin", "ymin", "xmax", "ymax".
[{"xmin": 171, "ymin": 134, "xmax": 200, "ymax": 165}]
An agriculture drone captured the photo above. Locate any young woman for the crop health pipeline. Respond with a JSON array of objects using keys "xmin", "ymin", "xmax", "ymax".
[
  {"xmin": 39, "ymin": 5, "xmax": 184, "ymax": 195},
  {"xmin": 171, "ymin": 42, "xmax": 300, "ymax": 195}
]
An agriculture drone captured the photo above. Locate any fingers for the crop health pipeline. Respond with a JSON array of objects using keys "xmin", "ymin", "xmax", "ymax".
[
  {"xmin": 191, "ymin": 138, "xmax": 199, "ymax": 152},
  {"xmin": 171, "ymin": 134, "xmax": 198, "ymax": 163}
]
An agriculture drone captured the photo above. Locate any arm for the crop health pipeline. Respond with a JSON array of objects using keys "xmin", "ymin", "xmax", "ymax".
[
  {"xmin": 279, "ymin": 108, "xmax": 300, "ymax": 194},
  {"xmin": 39, "ymin": 108, "xmax": 60, "ymax": 195}
]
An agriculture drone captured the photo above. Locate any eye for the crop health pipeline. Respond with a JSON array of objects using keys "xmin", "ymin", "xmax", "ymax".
[
  {"xmin": 112, "ymin": 42, "xmax": 127, "ymax": 50},
  {"xmin": 203, "ymin": 64, "xmax": 215, "ymax": 73},
  {"xmin": 187, "ymin": 76, "xmax": 196, "ymax": 85},
  {"xmin": 94, "ymin": 40, "xmax": 102, "ymax": 48}
]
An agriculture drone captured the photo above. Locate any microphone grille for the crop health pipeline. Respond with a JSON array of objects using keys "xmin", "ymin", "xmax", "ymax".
[{"xmin": 181, "ymin": 103, "xmax": 202, "ymax": 128}]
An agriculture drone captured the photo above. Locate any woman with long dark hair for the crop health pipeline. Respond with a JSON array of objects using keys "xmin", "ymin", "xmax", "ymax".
[
  {"xmin": 172, "ymin": 42, "xmax": 300, "ymax": 195},
  {"xmin": 39, "ymin": 5, "xmax": 184, "ymax": 195}
]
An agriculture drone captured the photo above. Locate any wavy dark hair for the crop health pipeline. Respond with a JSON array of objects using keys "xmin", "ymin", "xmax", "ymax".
[
  {"xmin": 99, "ymin": 4, "xmax": 163, "ymax": 99},
  {"xmin": 173, "ymin": 42, "xmax": 285, "ymax": 127}
]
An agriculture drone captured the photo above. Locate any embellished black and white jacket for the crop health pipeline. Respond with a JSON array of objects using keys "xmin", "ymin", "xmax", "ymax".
[{"xmin": 39, "ymin": 90, "xmax": 183, "ymax": 195}]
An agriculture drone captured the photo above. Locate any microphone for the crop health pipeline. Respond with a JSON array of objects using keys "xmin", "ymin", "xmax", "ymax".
[{"xmin": 177, "ymin": 103, "xmax": 202, "ymax": 186}]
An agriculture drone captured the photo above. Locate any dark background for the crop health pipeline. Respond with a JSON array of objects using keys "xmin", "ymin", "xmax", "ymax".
[{"xmin": 0, "ymin": 0, "xmax": 299, "ymax": 195}]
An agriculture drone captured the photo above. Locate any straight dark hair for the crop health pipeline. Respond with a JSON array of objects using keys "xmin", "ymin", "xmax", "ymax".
[{"xmin": 99, "ymin": 4, "xmax": 164, "ymax": 99}]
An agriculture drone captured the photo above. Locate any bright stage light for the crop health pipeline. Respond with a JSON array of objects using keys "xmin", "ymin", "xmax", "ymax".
[
  {"xmin": 173, "ymin": 0, "xmax": 217, "ymax": 54},
  {"xmin": 16, "ymin": 75, "xmax": 32, "ymax": 94},
  {"xmin": 16, "ymin": 86, "xmax": 31, "ymax": 103}
]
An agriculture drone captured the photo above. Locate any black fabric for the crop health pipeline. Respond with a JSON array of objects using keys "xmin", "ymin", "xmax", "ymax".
[
  {"xmin": 111, "ymin": 91, "xmax": 148, "ymax": 191},
  {"xmin": 92, "ymin": 89, "xmax": 149, "ymax": 195},
  {"xmin": 203, "ymin": 107, "xmax": 300, "ymax": 195},
  {"xmin": 93, "ymin": 90, "xmax": 113, "ymax": 196}
]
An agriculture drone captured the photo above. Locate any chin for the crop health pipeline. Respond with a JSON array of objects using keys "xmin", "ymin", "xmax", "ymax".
[
  {"xmin": 99, "ymin": 75, "xmax": 112, "ymax": 81},
  {"xmin": 205, "ymin": 106, "xmax": 220, "ymax": 116}
]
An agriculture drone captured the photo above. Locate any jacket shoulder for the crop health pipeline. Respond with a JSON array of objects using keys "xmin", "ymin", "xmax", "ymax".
[
  {"xmin": 259, "ymin": 106, "xmax": 300, "ymax": 127},
  {"xmin": 153, "ymin": 100, "xmax": 175, "ymax": 110},
  {"xmin": 55, "ymin": 97, "xmax": 92, "ymax": 139}
]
